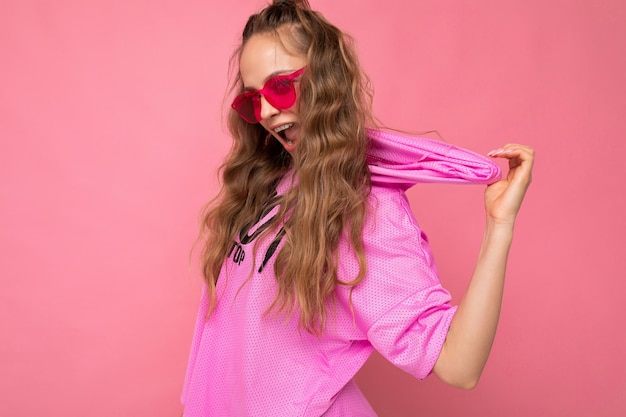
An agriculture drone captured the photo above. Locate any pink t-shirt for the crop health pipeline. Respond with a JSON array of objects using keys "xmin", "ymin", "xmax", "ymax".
[{"xmin": 181, "ymin": 131, "xmax": 501, "ymax": 416}]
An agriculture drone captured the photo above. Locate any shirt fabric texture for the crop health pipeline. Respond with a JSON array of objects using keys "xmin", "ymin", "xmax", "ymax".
[{"xmin": 181, "ymin": 130, "xmax": 501, "ymax": 416}]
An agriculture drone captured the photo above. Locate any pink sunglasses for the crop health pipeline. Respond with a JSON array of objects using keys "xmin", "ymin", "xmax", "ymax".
[{"xmin": 231, "ymin": 67, "xmax": 305, "ymax": 124}]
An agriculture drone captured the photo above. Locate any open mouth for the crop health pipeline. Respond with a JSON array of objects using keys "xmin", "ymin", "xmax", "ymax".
[{"xmin": 274, "ymin": 123, "xmax": 294, "ymax": 144}]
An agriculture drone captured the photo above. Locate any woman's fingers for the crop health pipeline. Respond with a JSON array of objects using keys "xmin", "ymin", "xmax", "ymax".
[{"xmin": 490, "ymin": 144, "xmax": 534, "ymax": 182}]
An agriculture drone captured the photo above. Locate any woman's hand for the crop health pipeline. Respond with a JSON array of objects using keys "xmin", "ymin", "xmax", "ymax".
[{"xmin": 485, "ymin": 144, "xmax": 535, "ymax": 225}]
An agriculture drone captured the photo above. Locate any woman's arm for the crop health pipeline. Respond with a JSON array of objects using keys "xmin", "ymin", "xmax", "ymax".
[{"xmin": 433, "ymin": 144, "xmax": 535, "ymax": 389}]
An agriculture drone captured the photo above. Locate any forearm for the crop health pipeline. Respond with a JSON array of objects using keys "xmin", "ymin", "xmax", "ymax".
[{"xmin": 433, "ymin": 220, "xmax": 514, "ymax": 388}]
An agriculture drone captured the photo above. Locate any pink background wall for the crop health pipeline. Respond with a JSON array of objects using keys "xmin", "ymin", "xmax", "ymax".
[{"xmin": 1, "ymin": 1, "xmax": 624, "ymax": 416}]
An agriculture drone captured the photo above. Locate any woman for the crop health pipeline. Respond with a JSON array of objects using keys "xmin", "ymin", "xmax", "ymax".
[{"xmin": 181, "ymin": 1, "xmax": 534, "ymax": 415}]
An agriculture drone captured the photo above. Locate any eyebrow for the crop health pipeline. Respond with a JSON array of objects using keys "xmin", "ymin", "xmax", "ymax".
[{"xmin": 242, "ymin": 69, "xmax": 295, "ymax": 91}]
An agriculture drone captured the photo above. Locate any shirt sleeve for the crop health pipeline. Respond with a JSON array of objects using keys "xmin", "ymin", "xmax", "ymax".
[
  {"xmin": 339, "ymin": 185, "xmax": 457, "ymax": 380},
  {"xmin": 366, "ymin": 282, "xmax": 457, "ymax": 380}
]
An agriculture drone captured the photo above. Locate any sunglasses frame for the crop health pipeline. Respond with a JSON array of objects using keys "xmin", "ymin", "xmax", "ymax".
[{"xmin": 231, "ymin": 67, "xmax": 305, "ymax": 124}]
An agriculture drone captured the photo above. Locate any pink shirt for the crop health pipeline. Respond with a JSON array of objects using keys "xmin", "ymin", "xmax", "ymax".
[{"xmin": 181, "ymin": 131, "xmax": 501, "ymax": 416}]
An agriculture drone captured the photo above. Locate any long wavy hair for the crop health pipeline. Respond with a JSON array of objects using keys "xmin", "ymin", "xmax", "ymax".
[{"xmin": 199, "ymin": 0, "xmax": 374, "ymax": 334}]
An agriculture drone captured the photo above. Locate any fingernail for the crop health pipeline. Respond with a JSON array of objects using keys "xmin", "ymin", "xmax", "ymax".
[{"xmin": 487, "ymin": 148, "xmax": 503, "ymax": 156}]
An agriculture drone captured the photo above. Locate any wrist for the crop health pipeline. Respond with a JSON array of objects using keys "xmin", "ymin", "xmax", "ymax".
[
  {"xmin": 483, "ymin": 219, "xmax": 515, "ymax": 245},
  {"xmin": 486, "ymin": 215, "xmax": 517, "ymax": 229}
]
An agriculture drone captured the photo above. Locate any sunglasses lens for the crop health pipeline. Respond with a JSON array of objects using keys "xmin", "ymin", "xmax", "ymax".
[
  {"xmin": 232, "ymin": 94, "xmax": 259, "ymax": 124},
  {"xmin": 265, "ymin": 77, "xmax": 296, "ymax": 109}
]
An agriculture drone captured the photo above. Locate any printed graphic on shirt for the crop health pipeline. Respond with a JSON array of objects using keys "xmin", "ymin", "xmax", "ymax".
[{"xmin": 227, "ymin": 190, "xmax": 286, "ymax": 273}]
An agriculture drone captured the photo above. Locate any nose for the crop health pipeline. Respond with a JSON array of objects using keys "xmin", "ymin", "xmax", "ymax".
[{"xmin": 259, "ymin": 95, "xmax": 279, "ymax": 121}]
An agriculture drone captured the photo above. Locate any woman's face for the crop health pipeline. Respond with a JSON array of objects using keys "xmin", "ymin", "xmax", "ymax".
[{"xmin": 239, "ymin": 32, "xmax": 307, "ymax": 154}]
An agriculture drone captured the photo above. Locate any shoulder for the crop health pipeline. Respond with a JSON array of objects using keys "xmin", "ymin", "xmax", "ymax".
[
  {"xmin": 340, "ymin": 184, "xmax": 437, "ymax": 290},
  {"xmin": 364, "ymin": 184, "xmax": 425, "ymax": 246}
]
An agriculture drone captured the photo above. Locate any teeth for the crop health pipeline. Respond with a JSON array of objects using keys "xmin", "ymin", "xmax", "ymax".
[{"xmin": 274, "ymin": 123, "xmax": 293, "ymax": 133}]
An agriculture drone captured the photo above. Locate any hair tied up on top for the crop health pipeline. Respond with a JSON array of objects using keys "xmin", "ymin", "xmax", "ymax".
[{"xmin": 274, "ymin": 0, "xmax": 309, "ymax": 9}]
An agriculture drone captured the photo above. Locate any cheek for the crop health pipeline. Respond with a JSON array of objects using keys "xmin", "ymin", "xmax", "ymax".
[
  {"xmin": 292, "ymin": 87, "xmax": 302, "ymax": 115},
  {"xmin": 286, "ymin": 102, "xmax": 300, "ymax": 117}
]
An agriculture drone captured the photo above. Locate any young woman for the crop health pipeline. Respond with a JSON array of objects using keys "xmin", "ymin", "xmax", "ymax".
[{"xmin": 181, "ymin": 1, "xmax": 534, "ymax": 415}]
